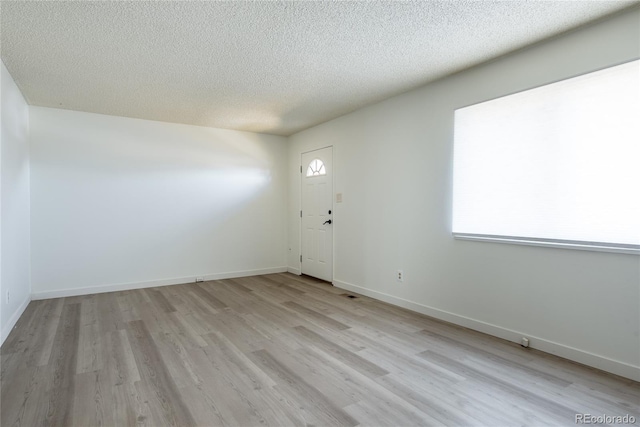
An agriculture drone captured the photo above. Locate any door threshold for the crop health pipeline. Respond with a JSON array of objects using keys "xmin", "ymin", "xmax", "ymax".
[{"xmin": 300, "ymin": 274, "xmax": 334, "ymax": 286}]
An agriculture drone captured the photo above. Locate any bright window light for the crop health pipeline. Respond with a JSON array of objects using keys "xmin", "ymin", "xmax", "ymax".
[
  {"xmin": 306, "ymin": 159, "xmax": 326, "ymax": 177},
  {"xmin": 452, "ymin": 60, "xmax": 640, "ymax": 253}
]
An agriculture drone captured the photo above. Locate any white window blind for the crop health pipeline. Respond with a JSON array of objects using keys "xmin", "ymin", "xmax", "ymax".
[{"xmin": 452, "ymin": 60, "xmax": 640, "ymax": 253}]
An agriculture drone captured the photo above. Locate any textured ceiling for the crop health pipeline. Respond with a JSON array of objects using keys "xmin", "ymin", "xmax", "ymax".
[{"xmin": 1, "ymin": 1, "xmax": 637, "ymax": 136}]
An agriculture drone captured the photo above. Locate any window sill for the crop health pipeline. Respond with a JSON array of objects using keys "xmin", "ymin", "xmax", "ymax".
[{"xmin": 452, "ymin": 234, "xmax": 640, "ymax": 255}]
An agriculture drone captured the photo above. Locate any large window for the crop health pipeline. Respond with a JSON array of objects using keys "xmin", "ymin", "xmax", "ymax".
[{"xmin": 452, "ymin": 60, "xmax": 639, "ymax": 253}]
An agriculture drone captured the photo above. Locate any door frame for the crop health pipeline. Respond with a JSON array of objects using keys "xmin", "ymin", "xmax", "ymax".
[{"xmin": 299, "ymin": 146, "xmax": 334, "ymax": 283}]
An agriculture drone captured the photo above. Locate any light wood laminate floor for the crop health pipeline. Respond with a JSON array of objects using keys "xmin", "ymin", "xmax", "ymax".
[{"xmin": 1, "ymin": 273, "xmax": 639, "ymax": 426}]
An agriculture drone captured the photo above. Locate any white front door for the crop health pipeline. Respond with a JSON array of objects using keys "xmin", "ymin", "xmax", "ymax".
[{"xmin": 301, "ymin": 147, "xmax": 333, "ymax": 282}]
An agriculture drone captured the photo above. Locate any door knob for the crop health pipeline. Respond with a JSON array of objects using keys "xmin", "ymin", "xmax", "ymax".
[{"xmin": 323, "ymin": 219, "xmax": 332, "ymax": 225}]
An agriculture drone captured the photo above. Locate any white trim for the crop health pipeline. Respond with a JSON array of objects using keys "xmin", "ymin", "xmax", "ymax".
[
  {"xmin": 31, "ymin": 267, "xmax": 287, "ymax": 300},
  {"xmin": 1, "ymin": 295, "xmax": 31, "ymax": 346},
  {"xmin": 287, "ymin": 266, "xmax": 301, "ymax": 275},
  {"xmin": 333, "ymin": 279, "xmax": 640, "ymax": 382},
  {"xmin": 300, "ymin": 145, "xmax": 334, "ymax": 155},
  {"xmin": 454, "ymin": 234, "xmax": 640, "ymax": 255}
]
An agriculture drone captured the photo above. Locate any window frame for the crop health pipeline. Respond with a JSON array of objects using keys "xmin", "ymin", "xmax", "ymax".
[{"xmin": 451, "ymin": 60, "xmax": 640, "ymax": 255}]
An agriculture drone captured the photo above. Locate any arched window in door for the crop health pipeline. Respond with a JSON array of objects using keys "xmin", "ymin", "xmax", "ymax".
[{"xmin": 306, "ymin": 159, "xmax": 326, "ymax": 177}]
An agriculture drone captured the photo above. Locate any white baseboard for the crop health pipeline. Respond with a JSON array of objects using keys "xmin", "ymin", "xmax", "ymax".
[
  {"xmin": 31, "ymin": 267, "xmax": 288, "ymax": 300},
  {"xmin": 333, "ymin": 279, "xmax": 640, "ymax": 382},
  {"xmin": 1, "ymin": 295, "xmax": 31, "ymax": 346},
  {"xmin": 287, "ymin": 266, "xmax": 301, "ymax": 275}
]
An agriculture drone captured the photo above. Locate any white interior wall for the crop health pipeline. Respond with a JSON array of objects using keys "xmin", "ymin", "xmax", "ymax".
[
  {"xmin": 288, "ymin": 9, "xmax": 640, "ymax": 380},
  {"xmin": 30, "ymin": 107, "xmax": 288, "ymax": 298},
  {"xmin": 1, "ymin": 61, "xmax": 31, "ymax": 344}
]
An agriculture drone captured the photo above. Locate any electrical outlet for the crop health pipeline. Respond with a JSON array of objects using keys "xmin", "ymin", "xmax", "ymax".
[
  {"xmin": 195, "ymin": 277, "xmax": 204, "ymax": 283},
  {"xmin": 6, "ymin": 290, "xmax": 10, "ymax": 304},
  {"xmin": 397, "ymin": 270, "xmax": 404, "ymax": 282}
]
